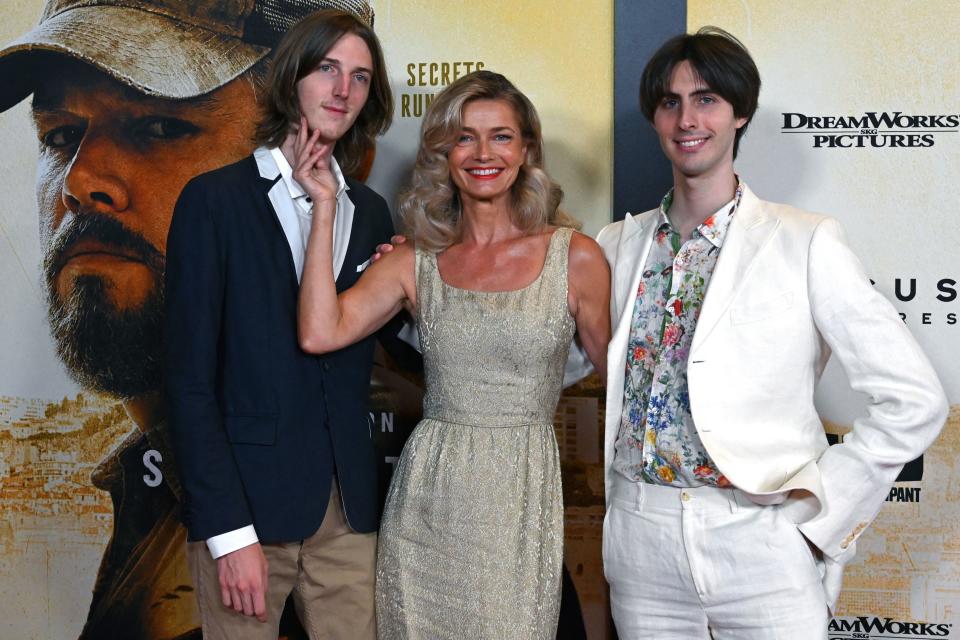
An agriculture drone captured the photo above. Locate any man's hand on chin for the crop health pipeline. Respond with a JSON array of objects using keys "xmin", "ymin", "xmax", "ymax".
[{"xmin": 217, "ymin": 542, "xmax": 270, "ymax": 622}]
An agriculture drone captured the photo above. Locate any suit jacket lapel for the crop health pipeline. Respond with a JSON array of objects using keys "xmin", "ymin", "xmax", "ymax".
[
  {"xmin": 691, "ymin": 185, "xmax": 780, "ymax": 354},
  {"xmin": 614, "ymin": 212, "xmax": 659, "ymax": 323},
  {"xmin": 604, "ymin": 210, "xmax": 658, "ymax": 504},
  {"xmin": 335, "ymin": 184, "xmax": 366, "ymax": 291},
  {"xmin": 251, "ymin": 150, "xmax": 300, "ymax": 292},
  {"xmin": 608, "ymin": 210, "xmax": 659, "ymax": 394}
]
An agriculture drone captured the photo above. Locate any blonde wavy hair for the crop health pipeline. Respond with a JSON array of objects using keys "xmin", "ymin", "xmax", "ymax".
[{"xmin": 398, "ymin": 70, "xmax": 580, "ymax": 252}]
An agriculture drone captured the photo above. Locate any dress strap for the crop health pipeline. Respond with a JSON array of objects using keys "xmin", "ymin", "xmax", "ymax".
[
  {"xmin": 414, "ymin": 246, "xmax": 435, "ymax": 290},
  {"xmin": 414, "ymin": 246, "xmax": 441, "ymax": 330},
  {"xmin": 543, "ymin": 226, "xmax": 575, "ymax": 279}
]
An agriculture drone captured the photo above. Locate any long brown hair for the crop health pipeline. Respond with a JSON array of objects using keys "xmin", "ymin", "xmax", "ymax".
[{"xmin": 254, "ymin": 9, "xmax": 392, "ymax": 176}]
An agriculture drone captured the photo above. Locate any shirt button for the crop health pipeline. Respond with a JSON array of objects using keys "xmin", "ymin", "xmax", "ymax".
[
  {"xmin": 681, "ymin": 492, "xmax": 691, "ymax": 502},
  {"xmin": 306, "ymin": 197, "xmax": 312, "ymax": 203},
  {"xmin": 323, "ymin": 362, "xmax": 330, "ymax": 371}
]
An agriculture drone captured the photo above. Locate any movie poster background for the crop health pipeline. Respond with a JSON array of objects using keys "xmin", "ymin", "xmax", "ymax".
[
  {"xmin": 0, "ymin": 1, "xmax": 614, "ymax": 638},
  {"xmin": 3, "ymin": 0, "xmax": 957, "ymax": 638}
]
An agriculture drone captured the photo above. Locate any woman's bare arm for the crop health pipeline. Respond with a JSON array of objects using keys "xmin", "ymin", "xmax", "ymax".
[
  {"xmin": 567, "ymin": 231, "xmax": 611, "ymax": 383},
  {"xmin": 293, "ymin": 119, "xmax": 415, "ymax": 354},
  {"xmin": 299, "ymin": 235, "xmax": 415, "ymax": 354}
]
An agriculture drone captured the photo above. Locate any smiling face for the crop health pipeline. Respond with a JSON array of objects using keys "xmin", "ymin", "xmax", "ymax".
[
  {"xmin": 295, "ymin": 33, "xmax": 373, "ymax": 145},
  {"xmin": 653, "ymin": 60, "xmax": 747, "ymax": 182},
  {"xmin": 448, "ymin": 98, "xmax": 527, "ymax": 208},
  {"xmin": 31, "ymin": 60, "xmax": 260, "ymax": 397}
]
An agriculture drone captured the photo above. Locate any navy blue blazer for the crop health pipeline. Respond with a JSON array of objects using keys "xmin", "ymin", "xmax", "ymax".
[{"xmin": 164, "ymin": 154, "xmax": 395, "ymax": 544}]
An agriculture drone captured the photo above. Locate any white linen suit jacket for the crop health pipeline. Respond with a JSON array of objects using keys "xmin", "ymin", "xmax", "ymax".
[{"xmin": 598, "ymin": 185, "xmax": 947, "ymax": 594}]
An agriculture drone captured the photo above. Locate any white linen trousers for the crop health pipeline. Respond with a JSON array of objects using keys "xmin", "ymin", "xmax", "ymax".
[{"xmin": 604, "ymin": 476, "xmax": 829, "ymax": 639}]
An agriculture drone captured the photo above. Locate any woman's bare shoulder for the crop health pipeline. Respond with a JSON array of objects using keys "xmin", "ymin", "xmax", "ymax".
[{"xmin": 568, "ymin": 229, "xmax": 606, "ymax": 265}]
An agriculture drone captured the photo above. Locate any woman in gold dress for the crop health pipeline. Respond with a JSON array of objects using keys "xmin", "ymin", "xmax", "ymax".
[{"xmin": 297, "ymin": 70, "xmax": 609, "ymax": 639}]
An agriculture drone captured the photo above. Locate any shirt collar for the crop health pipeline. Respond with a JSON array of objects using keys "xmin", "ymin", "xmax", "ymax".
[
  {"xmin": 657, "ymin": 179, "xmax": 745, "ymax": 249},
  {"xmin": 267, "ymin": 146, "xmax": 348, "ymax": 201}
]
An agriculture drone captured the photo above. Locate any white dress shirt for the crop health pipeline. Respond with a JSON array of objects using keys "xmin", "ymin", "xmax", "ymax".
[{"xmin": 206, "ymin": 147, "xmax": 356, "ymax": 559}]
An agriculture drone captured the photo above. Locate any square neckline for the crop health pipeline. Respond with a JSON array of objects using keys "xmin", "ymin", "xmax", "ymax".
[{"xmin": 430, "ymin": 227, "xmax": 570, "ymax": 295}]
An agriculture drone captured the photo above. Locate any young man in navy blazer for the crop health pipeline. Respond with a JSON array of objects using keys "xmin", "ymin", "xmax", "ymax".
[
  {"xmin": 593, "ymin": 28, "xmax": 948, "ymax": 639},
  {"xmin": 164, "ymin": 8, "xmax": 395, "ymax": 638}
]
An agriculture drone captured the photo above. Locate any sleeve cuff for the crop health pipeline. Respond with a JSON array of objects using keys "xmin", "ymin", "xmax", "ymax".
[{"xmin": 206, "ymin": 525, "xmax": 259, "ymax": 559}]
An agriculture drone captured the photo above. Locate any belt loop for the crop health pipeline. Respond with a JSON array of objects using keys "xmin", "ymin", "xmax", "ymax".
[{"xmin": 635, "ymin": 481, "xmax": 645, "ymax": 512}]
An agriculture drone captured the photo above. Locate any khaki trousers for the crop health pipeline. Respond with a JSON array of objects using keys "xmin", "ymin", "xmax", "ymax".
[{"xmin": 188, "ymin": 479, "xmax": 377, "ymax": 640}]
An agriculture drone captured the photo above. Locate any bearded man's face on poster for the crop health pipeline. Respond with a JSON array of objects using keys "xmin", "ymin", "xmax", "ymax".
[{"xmin": 32, "ymin": 58, "xmax": 260, "ymax": 398}]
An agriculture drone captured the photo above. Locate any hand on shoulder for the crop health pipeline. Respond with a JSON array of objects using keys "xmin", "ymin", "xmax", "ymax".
[
  {"xmin": 372, "ymin": 234, "xmax": 408, "ymax": 263},
  {"xmin": 369, "ymin": 237, "xmax": 416, "ymax": 267}
]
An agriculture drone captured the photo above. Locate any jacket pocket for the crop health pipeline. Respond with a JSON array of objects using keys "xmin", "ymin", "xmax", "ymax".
[{"xmin": 224, "ymin": 414, "xmax": 277, "ymax": 445}]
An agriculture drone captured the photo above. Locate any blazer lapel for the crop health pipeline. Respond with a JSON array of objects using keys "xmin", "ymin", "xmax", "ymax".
[
  {"xmin": 253, "ymin": 149, "xmax": 300, "ymax": 291},
  {"xmin": 691, "ymin": 186, "xmax": 780, "ymax": 354},
  {"xmin": 335, "ymin": 185, "xmax": 364, "ymax": 291},
  {"xmin": 613, "ymin": 212, "xmax": 659, "ymax": 323},
  {"xmin": 604, "ymin": 210, "xmax": 658, "ymax": 504},
  {"xmin": 608, "ymin": 211, "xmax": 658, "ymax": 395}
]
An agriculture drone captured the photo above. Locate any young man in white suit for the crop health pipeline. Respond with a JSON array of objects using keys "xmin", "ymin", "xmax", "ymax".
[{"xmin": 599, "ymin": 27, "xmax": 948, "ymax": 639}]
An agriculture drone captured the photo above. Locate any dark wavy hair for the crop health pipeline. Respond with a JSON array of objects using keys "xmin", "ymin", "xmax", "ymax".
[
  {"xmin": 254, "ymin": 9, "xmax": 392, "ymax": 175},
  {"xmin": 640, "ymin": 26, "xmax": 760, "ymax": 159}
]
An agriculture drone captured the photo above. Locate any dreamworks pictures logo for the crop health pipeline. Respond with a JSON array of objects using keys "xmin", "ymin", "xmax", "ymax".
[
  {"xmin": 781, "ymin": 111, "xmax": 959, "ymax": 148},
  {"xmin": 829, "ymin": 616, "xmax": 952, "ymax": 639}
]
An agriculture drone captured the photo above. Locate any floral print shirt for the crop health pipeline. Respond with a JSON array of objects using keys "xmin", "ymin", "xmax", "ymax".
[{"xmin": 613, "ymin": 184, "xmax": 744, "ymax": 487}]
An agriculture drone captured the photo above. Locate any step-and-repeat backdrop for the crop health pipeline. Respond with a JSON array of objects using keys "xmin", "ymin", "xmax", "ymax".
[{"xmin": 0, "ymin": 0, "xmax": 956, "ymax": 638}]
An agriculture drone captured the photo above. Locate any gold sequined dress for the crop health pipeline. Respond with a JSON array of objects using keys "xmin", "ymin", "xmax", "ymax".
[{"xmin": 375, "ymin": 228, "xmax": 576, "ymax": 639}]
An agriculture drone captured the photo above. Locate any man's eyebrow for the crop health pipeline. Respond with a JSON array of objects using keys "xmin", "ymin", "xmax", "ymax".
[
  {"xmin": 122, "ymin": 85, "xmax": 225, "ymax": 114},
  {"xmin": 31, "ymin": 91, "xmax": 65, "ymax": 113},
  {"xmin": 31, "ymin": 83, "xmax": 226, "ymax": 115},
  {"xmin": 660, "ymin": 88, "xmax": 716, "ymax": 100}
]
